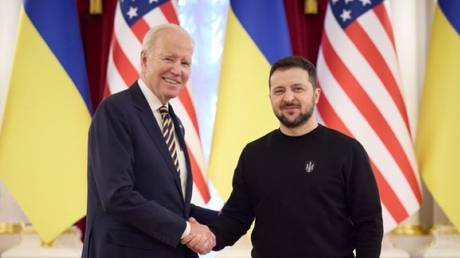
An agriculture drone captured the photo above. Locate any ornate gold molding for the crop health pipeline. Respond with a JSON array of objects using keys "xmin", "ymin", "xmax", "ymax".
[
  {"xmin": 430, "ymin": 224, "xmax": 459, "ymax": 235},
  {"xmin": 0, "ymin": 222, "xmax": 24, "ymax": 234},
  {"xmin": 0, "ymin": 224, "xmax": 79, "ymax": 247},
  {"xmin": 21, "ymin": 225, "xmax": 78, "ymax": 247},
  {"xmin": 391, "ymin": 224, "xmax": 428, "ymax": 236}
]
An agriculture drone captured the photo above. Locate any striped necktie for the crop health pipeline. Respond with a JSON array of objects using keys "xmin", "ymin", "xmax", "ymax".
[{"xmin": 159, "ymin": 105, "xmax": 180, "ymax": 173}]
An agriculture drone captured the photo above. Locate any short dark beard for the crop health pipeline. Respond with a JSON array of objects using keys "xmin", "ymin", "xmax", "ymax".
[{"xmin": 276, "ymin": 105, "xmax": 314, "ymax": 129}]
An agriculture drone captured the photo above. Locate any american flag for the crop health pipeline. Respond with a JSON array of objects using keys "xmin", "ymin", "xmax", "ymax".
[
  {"xmin": 105, "ymin": 0, "xmax": 210, "ymax": 204},
  {"xmin": 316, "ymin": 0, "xmax": 421, "ymax": 232}
]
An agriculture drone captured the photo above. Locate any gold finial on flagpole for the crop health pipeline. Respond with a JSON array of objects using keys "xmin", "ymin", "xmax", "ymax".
[
  {"xmin": 89, "ymin": 0, "xmax": 103, "ymax": 15},
  {"xmin": 304, "ymin": 0, "xmax": 318, "ymax": 14}
]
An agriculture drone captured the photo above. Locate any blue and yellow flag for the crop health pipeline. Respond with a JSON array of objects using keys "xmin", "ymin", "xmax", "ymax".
[
  {"xmin": 208, "ymin": 0, "xmax": 292, "ymax": 199},
  {"xmin": 416, "ymin": 0, "xmax": 460, "ymax": 231},
  {"xmin": 0, "ymin": 0, "xmax": 92, "ymax": 243}
]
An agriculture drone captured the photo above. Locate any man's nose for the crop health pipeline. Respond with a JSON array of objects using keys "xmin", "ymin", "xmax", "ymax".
[
  {"xmin": 282, "ymin": 90, "xmax": 295, "ymax": 102},
  {"xmin": 170, "ymin": 61, "xmax": 181, "ymax": 75}
]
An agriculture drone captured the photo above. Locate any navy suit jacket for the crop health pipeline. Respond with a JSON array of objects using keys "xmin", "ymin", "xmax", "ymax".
[{"xmin": 82, "ymin": 83, "xmax": 217, "ymax": 258}]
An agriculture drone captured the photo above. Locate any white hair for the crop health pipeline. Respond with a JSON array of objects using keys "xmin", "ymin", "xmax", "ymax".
[{"xmin": 141, "ymin": 24, "xmax": 194, "ymax": 51}]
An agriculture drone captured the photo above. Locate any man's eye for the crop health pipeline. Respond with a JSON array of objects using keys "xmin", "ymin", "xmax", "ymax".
[{"xmin": 294, "ymin": 87, "xmax": 304, "ymax": 92}]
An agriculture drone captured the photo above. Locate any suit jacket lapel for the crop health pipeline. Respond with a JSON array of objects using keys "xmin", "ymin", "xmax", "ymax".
[{"xmin": 129, "ymin": 83, "xmax": 183, "ymax": 199}]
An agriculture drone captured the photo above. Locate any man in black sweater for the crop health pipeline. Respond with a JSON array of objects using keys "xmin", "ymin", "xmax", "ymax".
[{"xmin": 209, "ymin": 56, "xmax": 383, "ymax": 257}]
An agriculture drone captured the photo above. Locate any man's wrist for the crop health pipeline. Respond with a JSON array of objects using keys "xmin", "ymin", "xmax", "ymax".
[{"xmin": 181, "ymin": 221, "xmax": 191, "ymax": 239}]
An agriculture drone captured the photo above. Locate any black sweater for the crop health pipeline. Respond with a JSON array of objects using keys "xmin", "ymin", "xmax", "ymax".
[{"xmin": 211, "ymin": 124, "xmax": 383, "ymax": 258}]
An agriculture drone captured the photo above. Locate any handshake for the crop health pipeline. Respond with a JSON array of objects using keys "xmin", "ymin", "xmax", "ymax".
[{"xmin": 181, "ymin": 217, "xmax": 216, "ymax": 255}]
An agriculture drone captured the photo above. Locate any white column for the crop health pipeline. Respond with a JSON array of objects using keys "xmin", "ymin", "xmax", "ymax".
[
  {"xmin": 0, "ymin": 0, "xmax": 27, "ymax": 223},
  {"xmin": 386, "ymin": 0, "xmax": 424, "ymax": 233},
  {"xmin": 0, "ymin": 0, "xmax": 29, "ymax": 255},
  {"xmin": 390, "ymin": 0, "xmax": 422, "ymax": 138},
  {"xmin": 0, "ymin": 0, "xmax": 21, "ymax": 127}
]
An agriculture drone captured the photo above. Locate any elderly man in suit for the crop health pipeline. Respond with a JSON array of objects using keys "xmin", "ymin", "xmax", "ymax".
[{"xmin": 82, "ymin": 24, "xmax": 217, "ymax": 258}]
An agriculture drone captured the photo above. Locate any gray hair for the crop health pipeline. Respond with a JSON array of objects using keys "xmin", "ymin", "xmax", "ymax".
[{"xmin": 141, "ymin": 24, "xmax": 194, "ymax": 51}]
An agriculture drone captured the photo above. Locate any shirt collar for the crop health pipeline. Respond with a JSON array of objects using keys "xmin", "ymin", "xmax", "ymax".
[{"xmin": 138, "ymin": 79, "xmax": 168, "ymax": 112}]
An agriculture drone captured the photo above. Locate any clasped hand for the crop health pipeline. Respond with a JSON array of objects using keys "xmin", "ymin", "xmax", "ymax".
[{"xmin": 181, "ymin": 217, "xmax": 216, "ymax": 254}]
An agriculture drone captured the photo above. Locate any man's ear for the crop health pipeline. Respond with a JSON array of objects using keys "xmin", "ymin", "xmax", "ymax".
[
  {"xmin": 140, "ymin": 50, "xmax": 147, "ymax": 68},
  {"xmin": 314, "ymin": 87, "xmax": 321, "ymax": 104}
]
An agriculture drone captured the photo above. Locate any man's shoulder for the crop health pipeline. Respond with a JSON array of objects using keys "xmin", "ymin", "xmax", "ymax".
[
  {"xmin": 243, "ymin": 130, "xmax": 278, "ymax": 152},
  {"xmin": 92, "ymin": 85, "xmax": 139, "ymax": 125},
  {"xmin": 320, "ymin": 125, "xmax": 365, "ymax": 152},
  {"xmin": 100, "ymin": 86, "xmax": 135, "ymax": 108}
]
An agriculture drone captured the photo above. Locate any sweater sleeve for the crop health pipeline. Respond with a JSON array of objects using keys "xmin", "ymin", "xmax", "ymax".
[
  {"xmin": 210, "ymin": 147, "xmax": 255, "ymax": 250},
  {"xmin": 347, "ymin": 142, "xmax": 383, "ymax": 258}
]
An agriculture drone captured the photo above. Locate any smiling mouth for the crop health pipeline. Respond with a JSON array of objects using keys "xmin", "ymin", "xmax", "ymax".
[
  {"xmin": 163, "ymin": 77, "xmax": 181, "ymax": 85},
  {"xmin": 281, "ymin": 105, "xmax": 300, "ymax": 110}
]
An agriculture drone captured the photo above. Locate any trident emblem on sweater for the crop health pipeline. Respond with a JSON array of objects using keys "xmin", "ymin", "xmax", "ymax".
[{"xmin": 305, "ymin": 161, "xmax": 315, "ymax": 173}]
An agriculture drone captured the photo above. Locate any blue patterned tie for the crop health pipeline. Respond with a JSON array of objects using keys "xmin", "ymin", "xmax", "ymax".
[{"xmin": 159, "ymin": 106, "xmax": 180, "ymax": 173}]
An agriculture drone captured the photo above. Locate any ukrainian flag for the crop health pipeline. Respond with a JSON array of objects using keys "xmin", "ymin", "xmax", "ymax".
[
  {"xmin": 208, "ymin": 0, "xmax": 292, "ymax": 199},
  {"xmin": 416, "ymin": 0, "xmax": 460, "ymax": 231},
  {"xmin": 0, "ymin": 0, "xmax": 91, "ymax": 243}
]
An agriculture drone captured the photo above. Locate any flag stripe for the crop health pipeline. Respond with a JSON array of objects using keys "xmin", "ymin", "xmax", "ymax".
[
  {"xmin": 317, "ymin": 86, "xmax": 409, "ymax": 222},
  {"xmin": 370, "ymin": 162, "xmax": 409, "ymax": 222},
  {"xmin": 321, "ymin": 34, "xmax": 421, "ymax": 204},
  {"xmin": 324, "ymin": 9, "xmax": 418, "ymax": 176},
  {"xmin": 143, "ymin": 8, "xmax": 168, "ymax": 27},
  {"xmin": 132, "ymin": 18, "xmax": 150, "ymax": 43},
  {"xmin": 208, "ymin": 2, "xmax": 291, "ymax": 199},
  {"xmin": 382, "ymin": 205, "xmax": 397, "ymax": 231},
  {"xmin": 0, "ymin": 0, "xmax": 91, "ymax": 242},
  {"xmin": 24, "ymin": 0, "xmax": 91, "ymax": 110},
  {"xmin": 159, "ymin": 1, "xmax": 179, "ymax": 24},
  {"xmin": 170, "ymin": 98, "xmax": 206, "ymax": 172},
  {"xmin": 317, "ymin": 51, "xmax": 419, "ymax": 213},
  {"xmin": 187, "ymin": 146, "xmax": 210, "ymax": 201},
  {"xmin": 438, "ymin": 0, "xmax": 460, "ymax": 35},
  {"xmin": 346, "ymin": 22, "xmax": 410, "ymax": 131},
  {"xmin": 179, "ymin": 88, "xmax": 200, "ymax": 135},
  {"xmin": 373, "ymin": 3, "xmax": 396, "ymax": 50},
  {"xmin": 358, "ymin": 10, "xmax": 401, "ymax": 90},
  {"xmin": 113, "ymin": 5, "xmax": 142, "ymax": 66},
  {"xmin": 107, "ymin": 52, "xmax": 128, "ymax": 94},
  {"xmin": 170, "ymin": 100, "xmax": 208, "ymax": 201},
  {"xmin": 112, "ymin": 37, "xmax": 138, "ymax": 86},
  {"xmin": 231, "ymin": 0, "xmax": 291, "ymax": 64},
  {"xmin": 173, "ymin": 108, "xmax": 201, "ymax": 153}
]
